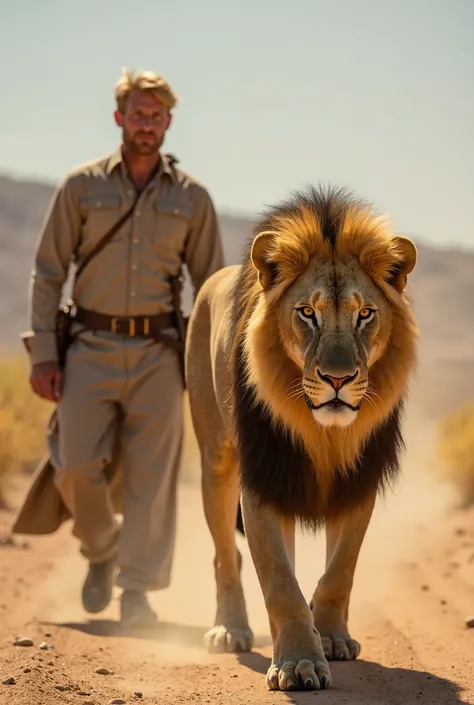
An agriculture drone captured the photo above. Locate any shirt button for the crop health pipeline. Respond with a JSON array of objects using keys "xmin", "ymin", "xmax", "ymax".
[
  {"xmin": 136, "ymin": 210, "xmax": 141, "ymax": 216},
  {"xmin": 133, "ymin": 238, "xmax": 139, "ymax": 244},
  {"xmin": 131, "ymin": 292, "xmax": 136, "ymax": 297},
  {"xmin": 132, "ymin": 265, "xmax": 137, "ymax": 270}
]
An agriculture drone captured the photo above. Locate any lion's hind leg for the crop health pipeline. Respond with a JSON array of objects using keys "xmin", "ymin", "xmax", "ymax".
[
  {"xmin": 309, "ymin": 492, "xmax": 376, "ymax": 661},
  {"xmin": 202, "ymin": 440, "xmax": 253, "ymax": 653}
]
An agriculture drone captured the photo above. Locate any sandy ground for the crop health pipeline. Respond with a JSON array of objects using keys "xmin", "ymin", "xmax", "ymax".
[{"xmin": 1, "ymin": 408, "xmax": 474, "ymax": 705}]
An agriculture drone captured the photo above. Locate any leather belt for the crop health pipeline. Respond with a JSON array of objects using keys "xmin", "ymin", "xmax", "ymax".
[{"xmin": 75, "ymin": 307, "xmax": 176, "ymax": 338}]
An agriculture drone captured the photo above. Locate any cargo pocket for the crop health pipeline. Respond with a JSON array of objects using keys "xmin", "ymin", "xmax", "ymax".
[
  {"xmin": 152, "ymin": 198, "xmax": 192, "ymax": 253},
  {"xmin": 79, "ymin": 194, "xmax": 124, "ymax": 248}
]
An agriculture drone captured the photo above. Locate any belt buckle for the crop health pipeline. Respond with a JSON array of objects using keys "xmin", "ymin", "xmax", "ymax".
[{"xmin": 111, "ymin": 317, "xmax": 135, "ymax": 337}]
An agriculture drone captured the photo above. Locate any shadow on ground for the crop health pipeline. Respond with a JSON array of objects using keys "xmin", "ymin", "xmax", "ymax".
[{"xmin": 236, "ymin": 654, "xmax": 470, "ymax": 704}]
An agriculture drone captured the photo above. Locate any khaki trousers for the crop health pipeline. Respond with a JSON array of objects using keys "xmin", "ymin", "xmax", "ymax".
[{"xmin": 52, "ymin": 326, "xmax": 184, "ymax": 592}]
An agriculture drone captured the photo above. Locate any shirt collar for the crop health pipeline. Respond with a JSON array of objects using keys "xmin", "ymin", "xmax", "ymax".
[{"xmin": 106, "ymin": 146, "xmax": 177, "ymax": 182}]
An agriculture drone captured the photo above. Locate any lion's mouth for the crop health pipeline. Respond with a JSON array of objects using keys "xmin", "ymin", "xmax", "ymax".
[{"xmin": 304, "ymin": 395, "xmax": 362, "ymax": 413}]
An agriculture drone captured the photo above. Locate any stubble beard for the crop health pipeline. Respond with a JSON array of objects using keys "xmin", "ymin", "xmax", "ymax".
[{"xmin": 124, "ymin": 130, "xmax": 163, "ymax": 156}]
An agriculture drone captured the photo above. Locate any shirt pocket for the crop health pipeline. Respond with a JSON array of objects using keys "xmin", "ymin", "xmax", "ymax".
[
  {"xmin": 152, "ymin": 198, "xmax": 192, "ymax": 253},
  {"xmin": 79, "ymin": 194, "xmax": 125, "ymax": 251}
]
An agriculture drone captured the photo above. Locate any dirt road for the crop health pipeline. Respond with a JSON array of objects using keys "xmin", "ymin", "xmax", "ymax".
[{"xmin": 1, "ymin": 427, "xmax": 474, "ymax": 705}]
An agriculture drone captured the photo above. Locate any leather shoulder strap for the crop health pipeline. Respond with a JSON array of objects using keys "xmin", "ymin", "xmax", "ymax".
[
  {"xmin": 74, "ymin": 159, "xmax": 161, "ymax": 282},
  {"xmin": 74, "ymin": 199, "xmax": 137, "ymax": 281}
]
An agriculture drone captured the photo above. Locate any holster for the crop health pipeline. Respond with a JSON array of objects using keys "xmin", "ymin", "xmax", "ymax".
[
  {"xmin": 55, "ymin": 300, "xmax": 75, "ymax": 370},
  {"xmin": 169, "ymin": 272, "xmax": 189, "ymax": 388}
]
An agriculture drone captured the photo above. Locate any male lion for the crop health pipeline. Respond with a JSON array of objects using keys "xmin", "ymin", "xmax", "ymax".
[{"xmin": 185, "ymin": 185, "xmax": 418, "ymax": 692}]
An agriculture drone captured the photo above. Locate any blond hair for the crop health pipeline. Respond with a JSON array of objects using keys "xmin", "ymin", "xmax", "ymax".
[{"xmin": 114, "ymin": 68, "xmax": 179, "ymax": 113}]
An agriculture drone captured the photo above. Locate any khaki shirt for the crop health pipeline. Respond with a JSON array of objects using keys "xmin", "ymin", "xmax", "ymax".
[{"xmin": 26, "ymin": 147, "xmax": 225, "ymax": 365}]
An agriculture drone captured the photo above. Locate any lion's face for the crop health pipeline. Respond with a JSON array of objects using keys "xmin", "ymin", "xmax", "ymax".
[
  {"xmin": 247, "ymin": 187, "xmax": 418, "ymax": 440},
  {"xmin": 279, "ymin": 256, "xmax": 393, "ymax": 428}
]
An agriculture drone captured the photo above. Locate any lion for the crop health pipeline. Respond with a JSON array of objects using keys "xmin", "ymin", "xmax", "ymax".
[{"xmin": 185, "ymin": 185, "xmax": 418, "ymax": 692}]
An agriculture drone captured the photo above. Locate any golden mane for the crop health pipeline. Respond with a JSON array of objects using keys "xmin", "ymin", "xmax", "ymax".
[{"xmin": 230, "ymin": 186, "xmax": 418, "ymax": 492}]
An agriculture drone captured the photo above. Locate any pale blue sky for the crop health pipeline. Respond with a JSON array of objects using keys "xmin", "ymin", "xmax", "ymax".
[{"xmin": 1, "ymin": 0, "xmax": 473, "ymax": 247}]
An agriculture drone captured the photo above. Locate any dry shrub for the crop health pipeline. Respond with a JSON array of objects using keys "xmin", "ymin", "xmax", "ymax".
[
  {"xmin": 436, "ymin": 402, "xmax": 474, "ymax": 508},
  {"xmin": 0, "ymin": 355, "xmax": 50, "ymax": 504}
]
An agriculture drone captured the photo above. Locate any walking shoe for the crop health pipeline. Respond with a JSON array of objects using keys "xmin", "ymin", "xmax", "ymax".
[
  {"xmin": 119, "ymin": 590, "xmax": 158, "ymax": 630},
  {"xmin": 81, "ymin": 554, "xmax": 117, "ymax": 614}
]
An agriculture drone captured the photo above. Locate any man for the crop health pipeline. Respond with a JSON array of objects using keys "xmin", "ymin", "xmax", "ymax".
[{"xmin": 23, "ymin": 69, "xmax": 225, "ymax": 629}]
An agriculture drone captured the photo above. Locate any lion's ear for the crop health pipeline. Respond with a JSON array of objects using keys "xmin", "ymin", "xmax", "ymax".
[
  {"xmin": 251, "ymin": 231, "xmax": 279, "ymax": 290},
  {"xmin": 389, "ymin": 236, "xmax": 417, "ymax": 291}
]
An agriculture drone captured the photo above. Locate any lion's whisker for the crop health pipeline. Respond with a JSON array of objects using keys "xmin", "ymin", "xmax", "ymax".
[
  {"xmin": 367, "ymin": 386, "xmax": 383, "ymax": 404},
  {"xmin": 283, "ymin": 378, "xmax": 304, "ymax": 396},
  {"xmin": 363, "ymin": 394, "xmax": 378, "ymax": 412},
  {"xmin": 285, "ymin": 389, "xmax": 306, "ymax": 403}
]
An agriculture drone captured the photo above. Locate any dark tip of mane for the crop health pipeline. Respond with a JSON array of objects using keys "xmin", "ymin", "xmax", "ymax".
[{"xmin": 253, "ymin": 183, "xmax": 368, "ymax": 251}]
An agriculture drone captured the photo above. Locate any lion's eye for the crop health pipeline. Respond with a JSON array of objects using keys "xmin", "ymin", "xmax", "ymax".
[
  {"xmin": 357, "ymin": 307, "xmax": 376, "ymax": 325},
  {"xmin": 296, "ymin": 305, "xmax": 317, "ymax": 327},
  {"xmin": 301, "ymin": 306, "xmax": 314, "ymax": 318}
]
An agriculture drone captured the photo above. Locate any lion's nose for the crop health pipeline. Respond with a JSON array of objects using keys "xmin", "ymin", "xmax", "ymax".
[{"xmin": 317, "ymin": 370, "xmax": 359, "ymax": 390}]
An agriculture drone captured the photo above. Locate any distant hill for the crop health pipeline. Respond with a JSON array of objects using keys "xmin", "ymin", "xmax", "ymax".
[{"xmin": 1, "ymin": 172, "xmax": 473, "ymax": 422}]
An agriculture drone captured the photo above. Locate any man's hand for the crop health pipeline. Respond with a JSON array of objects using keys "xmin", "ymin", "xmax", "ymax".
[{"xmin": 30, "ymin": 361, "xmax": 63, "ymax": 402}]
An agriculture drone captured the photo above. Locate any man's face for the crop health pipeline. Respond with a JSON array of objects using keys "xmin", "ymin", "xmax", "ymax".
[{"xmin": 115, "ymin": 88, "xmax": 172, "ymax": 155}]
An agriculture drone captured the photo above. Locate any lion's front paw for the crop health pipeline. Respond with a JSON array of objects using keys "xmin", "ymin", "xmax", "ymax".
[
  {"xmin": 204, "ymin": 624, "xmax": 254, "ymax": 653},
  {"xmin": 266, "ymin": 657, "xmax": 331, "ymax": 691},
  {"xmin": 310, "ymin": 599, "xmax": 360, "ymax": 661},
  {"xmin": 321, "ymin": 634, "xmax": 360, "ymax": 661},
  {"xmin": 267, "ymin": 620, "xmax": 332, "ymax": 691}
]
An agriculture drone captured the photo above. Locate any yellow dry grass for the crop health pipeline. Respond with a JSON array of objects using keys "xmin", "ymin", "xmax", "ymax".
[
  {"xmin": 436, "ymin": 401, "xmax": 474, "ymax": 508},
  {"xmin": 0, "ymin": 355, "xmax": 50, "ymax": 504}
]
